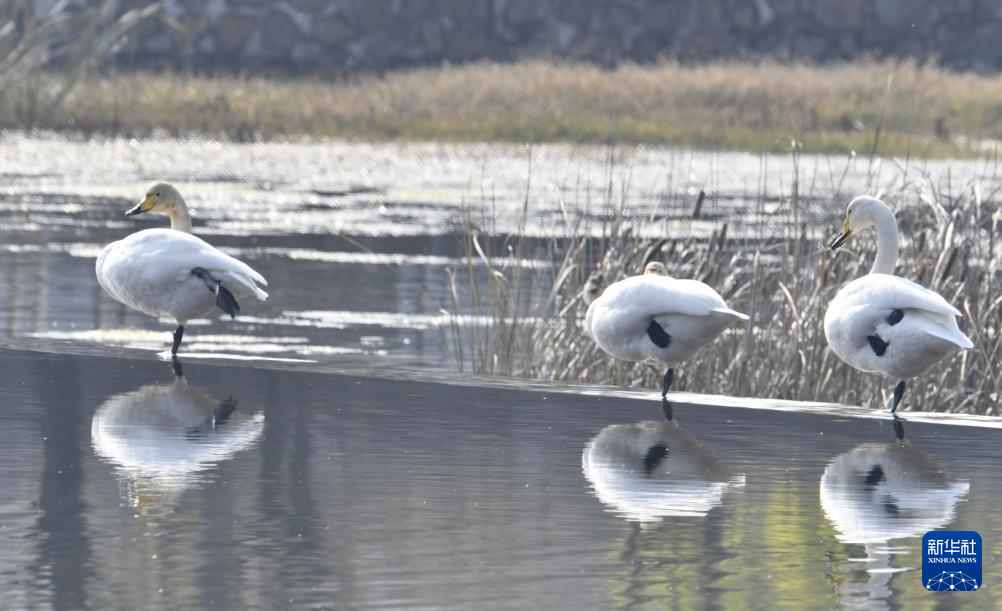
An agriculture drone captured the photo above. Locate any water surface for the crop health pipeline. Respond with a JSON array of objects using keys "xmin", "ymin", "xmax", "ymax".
[
  {"xmin": 1, "ymin": 135, "xmax": 996, "ymax": 369},
  {"xmin": 0, "ymin": 348, "xmax": 998, "ymax": 609}
]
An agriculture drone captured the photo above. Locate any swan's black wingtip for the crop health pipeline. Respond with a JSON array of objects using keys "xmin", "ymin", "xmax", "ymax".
[{"xmin": 216, "ymin": 285, "xmax": 240, "ymax": 318}]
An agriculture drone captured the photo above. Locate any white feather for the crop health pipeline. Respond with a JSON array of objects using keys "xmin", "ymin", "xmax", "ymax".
[
  {"xmin": 96, "ymin": 228, "xmax": 268, "ymax": 324},
  {"xmin": 824, "ymin": 275, "xmax": 972, "ymax": 379},
  {"xmin": 824, "ymin": 196, "xmax": 972, "ymax": 385},
  {"xmin": 585, "ymin": 274, "xmax": 746, "ymax": 366}
]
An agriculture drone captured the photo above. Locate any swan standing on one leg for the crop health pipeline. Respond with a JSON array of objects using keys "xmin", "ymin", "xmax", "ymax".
[
  {"xmin": 585, "ymin": 261, "xmax": 748, "ymax": 397},
  {"xmin": 825, "ymin": 195, "xmax": 973, "ymax": 413},
  {"xmin": 95, "ymin": 182, "xmax": 269, "ymax": 358}
]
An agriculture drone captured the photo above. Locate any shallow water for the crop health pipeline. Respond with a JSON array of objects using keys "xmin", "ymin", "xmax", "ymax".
[
  {"xmin": 1, "ymin": 134, "xmax": 998, "ymax": 368},
  {"xmin": 0, "ymin": 348, "xmax": 998, "ymax": 610},
  {"xmin": 2, "ymin": 136, "xmax": 999, "ymax": 608}
]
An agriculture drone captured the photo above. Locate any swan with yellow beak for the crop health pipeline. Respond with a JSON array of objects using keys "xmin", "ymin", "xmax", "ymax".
[
  {"xmin": 824, "ymin": 195, "xmax": 972, "ymax": 412},
  {"xmin": 96, "ymin": 182, "xmax": 268, "ymax": 357}
]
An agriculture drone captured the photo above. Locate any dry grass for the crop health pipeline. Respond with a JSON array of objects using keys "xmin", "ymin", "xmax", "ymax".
[
  {"xmin": 446, "ymin": 152, "xmax": 1002, "ymax": 415},
  {"xmin": 0, "ymin": 0, "xmax": 159, "ymax": 130},
  {"xmin": 6, "ymin": 59, "xmax": 1002, "ymax": 156}
]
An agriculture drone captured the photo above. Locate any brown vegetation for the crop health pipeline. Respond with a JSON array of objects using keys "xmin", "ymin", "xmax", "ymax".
[
  {"xmin": 3, "ymin": 59, "xmax": 1002, "ymax": 157},
  {"xmin": 446, "ymin": 153, "xmax": 1002, "ymax": 414}
]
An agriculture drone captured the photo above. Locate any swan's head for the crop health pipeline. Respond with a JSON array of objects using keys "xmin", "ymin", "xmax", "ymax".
[
  {"xmin": 127, "ymin": 182, "xmax": 185, "ymax": 218},
  {"xmin": 583, "ymin": 272, "xmax": 606, "ymax": 305},
  {"xmin": 644, "ymin": 262, "xmax": 668, "ymax": 276},
  {"xmin": 829, "ymin": 195, "xmax": 891, "ymax": 250}
]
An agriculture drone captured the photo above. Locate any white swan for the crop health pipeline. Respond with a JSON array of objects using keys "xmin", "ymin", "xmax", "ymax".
[
  {"xmin": 95, "ymin": 182, "xmax": 268, "ymax": 356},
  {"xmin": 585, "ymin": 261, "xmax": 748, "ymax": 396},
  {"xmin": 819, "ymin": 432, "xmax": 969, "ymax": 603},
  {"xmin": 825, "ymin": 196, "xmax": 973, "ymax": 412},
  {"xmin": 582, "ymin": 419, "xmax": 744, "ymax": 522},
  {"xmin": 820, "ymin": 440, "xmax": 969, "ymax": 545},
  {"xmin": 92, "ymin": 381, "xmax": 264, "ymax": 514}
]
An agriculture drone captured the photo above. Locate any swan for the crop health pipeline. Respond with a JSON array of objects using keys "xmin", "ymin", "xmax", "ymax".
[
  {"xmin": 825, "ymin": 196, "xmax": 973, "ymax": 412},
  {"xmin": 91, "ymin": 381, "xmax": 264, "ymax": 514},
  {"xmin": 582, "ymin": 418, "xmax": 744, "ymax": 521},
  {"xmin": 819, "ymin": 425, "xmax": 969, "ymax": 603},
  {"xmin": 820, "ymin": 440, "xmax": 968, "ymax": 545},
  {"xmin": 95, "ymin": 182, "xmax": 268, "ymax": 356},
  {"xmin": 585, "ymin": 261, "xmax": 748, "ymax": 397}
]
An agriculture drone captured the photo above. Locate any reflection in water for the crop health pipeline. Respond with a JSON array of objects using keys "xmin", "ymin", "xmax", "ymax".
[
  {"xmin": 582, "ymin": 406, "xmax": 744, "ymax": 522},
  {"xmin": 820, "ymin": 423, "xmax": 970, "ymax": 606},
  {"xmin": 91, "ymin": 381, "xmax": 264, "ymax": 515}
]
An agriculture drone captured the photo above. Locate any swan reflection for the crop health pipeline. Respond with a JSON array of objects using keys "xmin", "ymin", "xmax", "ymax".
[
  {"xmin": 582, "ymin": 409, "xmax": 744, "ymax": 522},
  {"xmin": 820, "ymin": 423, "xmax": 969, "ymax": 605},
  {"xmin": 820, "ymin": 437, "xmax": 969, "ymax": 544},
  {"xmin": 91, "ymin": 381, "xmax": 264, "ymax": 514}
]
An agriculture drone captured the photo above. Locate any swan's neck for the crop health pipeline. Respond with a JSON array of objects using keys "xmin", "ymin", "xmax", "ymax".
[
  {"xmin": 169, "ymin": 202, "xmax": 193, "ymax": 233},
  {"xmin": 869, "ymin": 209, "xmax": 899, "ymax": 275}
]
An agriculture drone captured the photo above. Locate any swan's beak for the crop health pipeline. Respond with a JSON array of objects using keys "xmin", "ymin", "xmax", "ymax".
[
  {"xmin": 126, "ymin": 194, "xmax": 154, "ymax": 216},
  {"xmin": 829, "ymin": 217, "xmax": 852, "ymax": 250}
]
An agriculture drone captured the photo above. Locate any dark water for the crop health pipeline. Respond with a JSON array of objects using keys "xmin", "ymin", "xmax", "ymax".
[{"xmin": 1, "ymin": 348, "xmax": 999, "ymax": 610}]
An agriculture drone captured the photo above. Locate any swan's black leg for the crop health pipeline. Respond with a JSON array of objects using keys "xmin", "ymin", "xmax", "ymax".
[
  {"xmin": 660, "ymin": 368, "xmax": 674, "ymax": 398},
  {"xmin": 891, "ymin": 380, "xmax": 906, "ymax": 414},
  {"xmin": 171, "ymin": 355, "xmax": 184, "ymax": 378},
  {"xmin": 171, "ymin": 325, "xmax": 185, "ymax": 355},
  {"xmin": 661, "ymin": 398, "xmax": 674, "ymax": 421},
  {"xmin": 893, "ymin": 417, "xmax": 905, "ymax": 441}
]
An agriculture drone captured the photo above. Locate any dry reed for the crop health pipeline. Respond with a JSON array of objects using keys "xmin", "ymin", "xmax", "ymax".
[
  {"xmin": 0, "ymin": 0, "xmax": 159, "ymax": 130},
  {"xmin": 7, "ymin": 59, "xmax": 1002, "ymax": 157},
  {"xmin": 446, "ymin": 148, "xmax": 1002, "ymax": 415}
]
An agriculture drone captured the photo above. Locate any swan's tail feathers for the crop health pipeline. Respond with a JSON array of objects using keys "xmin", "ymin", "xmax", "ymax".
[
  {"xmin": 215, "ymin": 285, "xmax": 240, "ymax": 319},
  {"xmin": 711, "ymin": 307, "xmax": 750, "ymax": 322},
  {"xmin": 911, "ymin": 313, "xmax": 974, "ymax": 349},
  {"xmin": 247, "ymin": 268, "xmax": 268, "ymax": 287},
  {"xmin": 216, "ymin": 270, "xmax": 269, "ymax": 301}
]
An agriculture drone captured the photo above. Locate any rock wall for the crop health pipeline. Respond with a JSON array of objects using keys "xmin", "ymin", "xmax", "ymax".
[{"xmin": 24, "ymin": 0, "xmax": 1002, "ymax": 73}]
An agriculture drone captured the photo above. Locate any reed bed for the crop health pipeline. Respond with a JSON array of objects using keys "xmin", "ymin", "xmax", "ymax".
[
  {"xmin": 7, "ymin": 59, "xmax": 1002, "ymax": 157},
  {"xmin": 0, "ymin": 0, "xmax": 158, "ymax": 130},
  {"xmin": 446, "ymin": 151, "xmax": 1002, "ymax": 415}
]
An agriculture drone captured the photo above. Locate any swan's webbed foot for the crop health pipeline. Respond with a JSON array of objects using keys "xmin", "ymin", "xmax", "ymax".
[
  {"xmin": 646, "ymin": 320, "xmax": 671, "ymax": 348},
  {"xmin": 213, "ymin": 396, "xmax": 238, "ymax": 425},
  {"xmin": 184, "ymin": 397, "xmax": 239, "ymax": 438},
  {"xmin": 171, "ymin": 325, "xmax": 185, "ymax": 355},
  {"xmin": 868, "ymin": 334, "xmax": 889, "ymax": 356},
  {"xmin": 660, "ymin": 368, "xmax": 674, "ymax": 398},
  {"xmin": 890, "ymin": 380, "xmax": 906, "ymax": 414},
  {"xmin": 642, "ymin": 443, "xmax": 669, "ymax": 475},
  {"xmin": 863, "ymin": 465, "xmax": 886, "ymax": 486},
  {"xmin": 191, "ymin": 267, "xmax": 241, "ymax": 318},
  {"xmin": 215, "ymin": 285, "xmax": 240, "ymax": 318}
]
